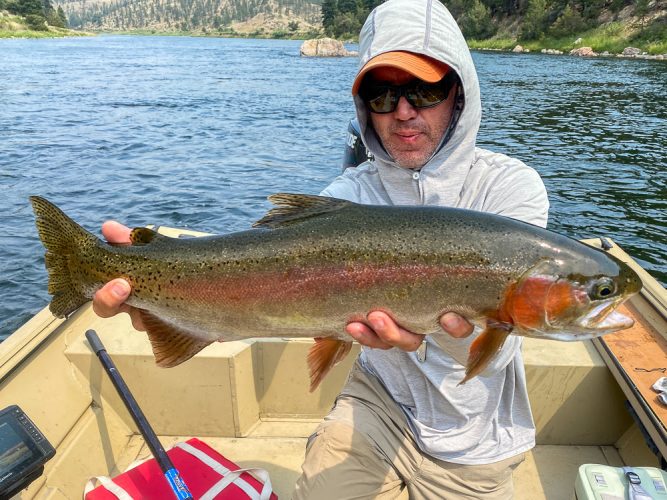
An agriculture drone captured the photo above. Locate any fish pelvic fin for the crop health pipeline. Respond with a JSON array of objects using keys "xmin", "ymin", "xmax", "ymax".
[
  {"xmin": 459, "ymin": 321, "xmax": 512, "ymax": 385},
  {"xmin": 253, "ymin": 193, "xmax": 352, "ymax": 229},
  {"xmin": 139, "ymin": 310, "xmax": 212, "ymax": 367},
  {"xmin": 30, "ymin": 196, "xmax": 99, "ymax": 318},
  {"xmin": 307, "ymin": 338, "xmax": 353, "ymax": 392}
]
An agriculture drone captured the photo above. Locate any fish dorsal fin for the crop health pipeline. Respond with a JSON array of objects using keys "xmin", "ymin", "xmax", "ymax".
[
  {"xmin": 253, "ymin": 193, "xmax": 352, "ymax": 229},
  {"xmin": 138, "ymin": 310, "xmax": 212, "ymax": 367},
  {"xmin": 307, "ymin": 338, "xmax": 353, "ymax": 392},
  {"xmin": 130, "ymin": 227, "xmax": 168, "ymax": 246}
]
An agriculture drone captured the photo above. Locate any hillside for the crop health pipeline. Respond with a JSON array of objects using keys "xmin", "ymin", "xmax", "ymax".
[
  {"xmin": 58, "ymin": 0, "xmax": 323, "ymax": 37},
  {"xmin": 0, "ymin": 0, "xmax": 86, "ymax": 37},
  {"xmin": 324, "ymin": 0, "xmax": 666, "ymax": 54}
]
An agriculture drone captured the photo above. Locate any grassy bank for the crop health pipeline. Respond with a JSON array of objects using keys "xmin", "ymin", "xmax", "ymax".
[
  {"xmin": 0, "ymin": 12, "xmax": 89, "ymax": 38},
  {"xmin": 468, "ymin": 17, "xmax": 667, "ymax": 55}
]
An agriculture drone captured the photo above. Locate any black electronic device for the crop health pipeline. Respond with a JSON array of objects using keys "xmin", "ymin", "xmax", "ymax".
[{"xmin": 0, "ymin": 405, "xmax": 55, "ymax": 500}]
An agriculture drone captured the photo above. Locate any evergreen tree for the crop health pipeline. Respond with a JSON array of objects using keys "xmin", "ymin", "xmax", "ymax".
[
  {"xmin": 634, "ymin": 0, "xmax": 649, "ymax": 27},
  {"xmin": 57, "ymin": 6, "xmax": 68, "ymax": 27},
  {"xmin": 337, "ymin": 0, "xmax": 357, "ymax": 13},
  {"xmin": 520, "ymin": 0, "xmax": 548, "ymax": 39},
  {"xmin": 322, "ymin": 0, "xmax": 337, "ymax": 34},
  {"xmin": 8, "ymin": 0, "xmax": 43, "ymax": 16},
  {"xmin": 549, "ymin": 4, "xmax": 587, "ymax": 37},
  {"xmin": 459, "ymin": 0, "xmax": 496, "ymax": 38}
]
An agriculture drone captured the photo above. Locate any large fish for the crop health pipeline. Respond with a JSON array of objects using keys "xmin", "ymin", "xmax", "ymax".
[{"xmin": 31, "ymin": 194, "xmax": 641, "ymax": 390}]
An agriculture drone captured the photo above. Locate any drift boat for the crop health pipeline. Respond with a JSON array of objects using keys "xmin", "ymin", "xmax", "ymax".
[{"xmin": 0, "ymin": 230, "xmax": 665, "ymax": 499}]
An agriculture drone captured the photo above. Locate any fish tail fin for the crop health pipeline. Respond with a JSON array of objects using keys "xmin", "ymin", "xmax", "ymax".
[
  {"xmin": 30, "ymin": 196, "xmax": 99, "ymax": 317},
  {"xmin": 307, "ymin": 338, "xmax": 353, "ymax": 392},
  {"xmin": 459, "ymin": 323, "xmax": 512, "ymax": 385}
]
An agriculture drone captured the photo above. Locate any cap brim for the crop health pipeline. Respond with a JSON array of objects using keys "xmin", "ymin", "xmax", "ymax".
[{"xmin": 352, "ymin": 51, "xmax": 449, "ymax": 95}]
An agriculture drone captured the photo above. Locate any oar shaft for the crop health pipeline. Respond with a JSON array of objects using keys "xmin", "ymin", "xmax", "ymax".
[{"xmin": 86, "ymin": 329, "xmax": 192, "ymax": 499}]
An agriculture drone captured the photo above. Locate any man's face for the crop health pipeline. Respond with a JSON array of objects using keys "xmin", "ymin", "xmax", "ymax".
[{"xmin": 365, "ymin": 66, "xmax": 455, "ymax": 170}]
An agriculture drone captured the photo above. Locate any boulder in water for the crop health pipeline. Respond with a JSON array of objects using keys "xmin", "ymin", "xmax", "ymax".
[{"xmin": 300, "ymin": 38, "xmax": 357, "ymax": 57}]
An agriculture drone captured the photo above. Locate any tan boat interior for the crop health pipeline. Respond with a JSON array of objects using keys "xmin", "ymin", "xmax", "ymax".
[{"xmin": 0, "ymin": 238, "xmax": 664, "ymax": 499}]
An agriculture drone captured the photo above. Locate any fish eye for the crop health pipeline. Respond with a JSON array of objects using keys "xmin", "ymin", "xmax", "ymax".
[{"xmin": 589, "ymin": 278, "xmax": 616, "ymax": 299}]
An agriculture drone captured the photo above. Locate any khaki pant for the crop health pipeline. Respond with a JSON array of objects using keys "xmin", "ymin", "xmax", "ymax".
[{"xmin": 292, "ymin": 361, "xmax": 525, "ymax": 500}]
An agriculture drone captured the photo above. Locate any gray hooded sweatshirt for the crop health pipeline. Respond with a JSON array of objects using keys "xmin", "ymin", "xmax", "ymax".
[{"xmin": 321, "ymin": 0, "xmax": 549, "ymax": 464}]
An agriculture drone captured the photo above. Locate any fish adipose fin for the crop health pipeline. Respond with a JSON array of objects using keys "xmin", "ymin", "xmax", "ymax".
[
  {"xmin": 30, "ymin": 196, "xmax": 98, "ymax": 318},
  {"xmin": 253, "ymin": 193, "xmax": 352, "ymax": 229},
  {"xmin": 139, "ymin": 310, "xmax": 212, "ymax": 367},
  {"xmin": 460, "ymin": 321, "xmax": 512, "ymax": 385},
  {"xmin": 307, "ymin": 338, "xmax": 353, "ymax": 392},
  {"xmin": 129, "ymin": 227, "xmax": 169, "ymax": 246}
]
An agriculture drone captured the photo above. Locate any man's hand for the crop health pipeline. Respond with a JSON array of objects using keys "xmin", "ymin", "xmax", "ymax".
[
  {"xmin": 91, "ymin": 221, "xmax": 145, "ymax": 331},
  {"xmin": 346, "ymin": 311, "xmax": 473, "ymax": 351}
]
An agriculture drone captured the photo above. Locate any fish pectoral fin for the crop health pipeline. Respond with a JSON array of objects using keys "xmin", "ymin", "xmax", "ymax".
[
  {"xmin": 460, "ymin": 321, "xmax": 512, "ymax": 385},
  {"xmin": 307, "ymin": 338, "xmax": 353, "ymax": 393},
  {"xmin": 130, "ymin": 227, "xmax": 169, "ymax": 246},
  {"xmin": 138, "ymin": 310, "xmax": 212, "ymax": 368},
  {"xmin": 253, "ymin": 193, "xmax": 352, "ymax": 228}
]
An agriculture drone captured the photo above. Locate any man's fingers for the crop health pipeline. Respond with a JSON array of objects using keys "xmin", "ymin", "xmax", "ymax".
[
  {"xmin": 102, "ymin": 221, "xmax": 132, "ymax": 244},
  {"xmin": 92, "ymin": 278, "xmax": 146, "ymax": 332},
  {"xmin": 127, "ymin": 309, "xmax": 146, "ymax": 332},
  {"xmin": 367, "ymin": 311, "xmax": 424, "ymax": 351},
  {"xmin": 92, "ymin": 279, "xmax": 131, "ymax": 318},
  {"xmin": 440, "ymin": 312, "xmax": 474, "ymax": 338},
  {"xmin": 345, "ymin": 322, "xmax": 393, "ymax": 349}
]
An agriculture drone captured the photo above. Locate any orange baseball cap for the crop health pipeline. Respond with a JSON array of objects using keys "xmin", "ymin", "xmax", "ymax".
[{"xmin": 352, "ymin": 51, "xmax": 450, "ymax": 95}]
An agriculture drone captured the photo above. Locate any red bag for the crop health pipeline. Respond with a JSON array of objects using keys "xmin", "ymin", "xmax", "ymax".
[{"xmin": 85, "ymin": 438, "xmax": 277, "ymax": 499}]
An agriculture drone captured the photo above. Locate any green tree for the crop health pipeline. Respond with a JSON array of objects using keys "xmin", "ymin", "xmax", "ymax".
[
  {"xmin": 8, "ymin": 0, "xmax": 43, "ymax": 16},
  {"xmin": 634, "ymin": 0, "xmax": 649, "ymax": 27},
  {"xmin": 520, "ymin": 0, "xmax": 548, "ymax": 39},
  {"xmin": 25, "ymin": 13, "xmax": 48, "ymax": 29},
  {"xmin": 288, "ymin": 20, "xmax": 299, "ymax": 31},
  {"xmin": 445, "ymin": 0, "xmax": 471, "ymax": 19},
  {"xmin": 459, "ymin": 0, "xmax": 496, "ymax": 38},
  {"xmin": 57, "ymin": 6, "xmax": 68, "ymax": 27},
  {"xmin": 338, "ymin": 0, "xmax": 357, "ymax": 14},
  {"xmin": 548, "ymin": 4, "xmax": 587, "ymax": 37},
  {"xmin": 322, "ymin": 0, "xmax": 336, "ymax": 34},
  {"xmin": 362, "ymin": 0, "xmax": 384, "ymax": 9},
  {"xmin": 332, "ymin": 11, "xmax": 361, "ymax": 37}
]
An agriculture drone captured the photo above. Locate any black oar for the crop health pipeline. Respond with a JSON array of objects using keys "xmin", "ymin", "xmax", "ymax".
[{"xmin": 86, "ymin": 329, "xmax": 193, "ymax": 499}]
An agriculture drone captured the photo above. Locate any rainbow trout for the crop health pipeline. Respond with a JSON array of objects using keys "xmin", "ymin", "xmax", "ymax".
[{"xmin": 31, "ymin": 194, "xmax": 641, "ymax": 390}]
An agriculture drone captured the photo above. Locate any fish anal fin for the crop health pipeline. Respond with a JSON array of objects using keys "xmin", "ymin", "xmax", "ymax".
[
  {"xmin": 307, "ymin": 338, "xmax": 353, "ymax": 392},
  {"xmin": 138, "ymin": 310, "xmax": 212, "ymax": 368},
  {"xmin": 460, "ymin": 321, "xmax": 512, "ymax": 385},
  {"xmin": 253, "ymin": 193, "xmax": 352, "ymax": 229},
  {"xmin": 130, "ymin": 227, "xmax": 167, "ymax": 246}
]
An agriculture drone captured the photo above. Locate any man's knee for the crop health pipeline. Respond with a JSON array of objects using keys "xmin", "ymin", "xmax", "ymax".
[{"xmin": 293, "ymin": 421, "xmax": 401, "ymax": 500}]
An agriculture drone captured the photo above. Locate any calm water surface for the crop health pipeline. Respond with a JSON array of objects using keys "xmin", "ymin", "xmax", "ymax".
[{"xmin": 1, "ymin": 36, "xmax": 665, "ymax": 340}]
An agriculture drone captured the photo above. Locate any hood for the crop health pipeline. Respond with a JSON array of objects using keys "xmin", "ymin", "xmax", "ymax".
[{"xmin": 354, "ymin": 0, "xmax": 482, "ymax": 205}]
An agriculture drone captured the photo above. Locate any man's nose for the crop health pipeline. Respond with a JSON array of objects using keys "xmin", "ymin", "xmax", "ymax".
[{"xmin": 394, "ymin": 96, "xmax": 418, "ymax": 120}]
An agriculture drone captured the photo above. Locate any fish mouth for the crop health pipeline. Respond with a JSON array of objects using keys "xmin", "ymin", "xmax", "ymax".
[{"xmin": 579, "ymin": 298, "xmax": 634, "ymax": 333}]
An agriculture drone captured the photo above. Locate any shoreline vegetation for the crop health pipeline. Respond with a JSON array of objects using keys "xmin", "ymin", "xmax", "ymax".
[
  {"xmin": 1, "ymin": 1, "xmax": 665, "ymax": 60},
  {"xmin": 0, "ymin": 10, "xmax": 86, "ymax": 38},
  {"xmin": 2, "ymin": 25, "xmax": 664, "ymax": 62}
]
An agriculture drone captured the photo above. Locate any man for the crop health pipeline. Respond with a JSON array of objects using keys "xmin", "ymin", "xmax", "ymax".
[
  {"xmin": 291, "ymin": 0, "xmax": 549, "ymax": 498},
  {"xmin": 95, "ymin": 0, "xmax": 549, "ymax": 497}
]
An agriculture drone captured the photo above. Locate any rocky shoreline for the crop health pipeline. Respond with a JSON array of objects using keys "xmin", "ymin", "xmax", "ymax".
[{"xmin": 491, "ymin": 43, "xmax": 666, "ymax": 60}]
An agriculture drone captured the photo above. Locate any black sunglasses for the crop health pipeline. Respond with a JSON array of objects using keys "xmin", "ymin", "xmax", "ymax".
[{"xmin": 360, "ymin": 71, "xmax": 459, "ymax": 114}]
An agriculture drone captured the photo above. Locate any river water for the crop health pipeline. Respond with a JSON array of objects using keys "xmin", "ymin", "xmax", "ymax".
[{"xmin": 0, "ymin": 36, "xmax": 665, "ymax": 340}]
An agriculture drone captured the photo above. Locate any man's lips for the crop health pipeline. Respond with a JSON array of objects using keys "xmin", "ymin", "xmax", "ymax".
[{"xmin": 394, "ymin": 130, "xmax": 422, "ymax": 143}]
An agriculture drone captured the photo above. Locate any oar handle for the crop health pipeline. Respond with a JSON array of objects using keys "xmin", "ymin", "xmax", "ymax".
[{"xmin": 85, "ymin": 329, "xmax": 193, "ymax": 499}]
